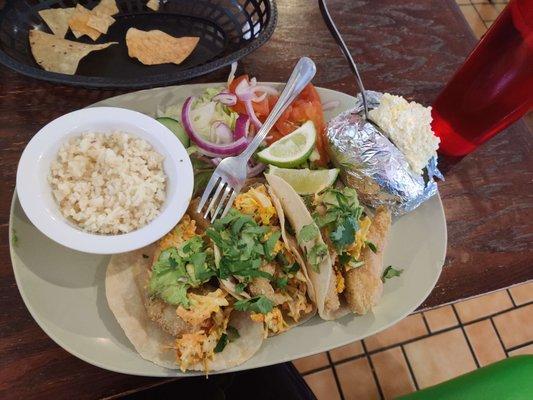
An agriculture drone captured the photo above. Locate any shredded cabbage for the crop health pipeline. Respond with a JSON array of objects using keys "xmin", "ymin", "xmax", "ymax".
[{"xmin": 159, "ymin": 87, "xmax": 239, "ymax": 141}]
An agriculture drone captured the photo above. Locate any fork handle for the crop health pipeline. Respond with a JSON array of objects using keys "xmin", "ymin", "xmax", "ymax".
[
  {"xmin": 318, "ymin": 0, "xmax": 369, "ymax": 120},
  {"xmin": 239, "ymin": 57, "xmax": 317, "ymax": 161}
]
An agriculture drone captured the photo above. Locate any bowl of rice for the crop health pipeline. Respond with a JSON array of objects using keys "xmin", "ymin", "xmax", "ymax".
[{"xmin": 16, "ymin": 107, "xmax": 193, "ymax": 254}]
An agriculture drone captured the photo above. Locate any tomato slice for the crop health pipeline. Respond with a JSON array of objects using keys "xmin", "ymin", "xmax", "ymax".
[
  {"xmin": 230, "ymin": 75, "xmax": 271, "ymax": 120},
  {"xmin": 230, "ymin": 79, "xmax": 329, "ymax": 164}
]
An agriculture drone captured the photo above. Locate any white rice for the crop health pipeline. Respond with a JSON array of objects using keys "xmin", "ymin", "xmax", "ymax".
[{"xmin": 49, "ymin": 132, "xmax": 166, "ymax": 234}]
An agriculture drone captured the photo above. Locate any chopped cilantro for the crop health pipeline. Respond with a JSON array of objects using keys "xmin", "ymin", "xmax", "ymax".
[
  {"xmin": 275, "ymin": 276, "xmax": 289, "ymax": 289},
  {"xmin": 314, "ymin": 188, "xmax": 365, "ymax": 252},
  {"xmin": 297, "ymin": 224, "xmax": 319, "ymax": 245},
  {"xmin": 347, "ymin": 260, "xmax": 364, "ymax": 270},
  {"xmin": 214, "ymin": 334, "xmax": 228, "ymax": 353},
  {"xmin": 330, "ymin": 215, "xmax": 359, "ymax": 249},
  {"xmin": 234, "ymin": 296, "xmax": 274, "ymax": 314},
  {"xmin": 366, "ymin": 241, "xmax": 378, "ymax": 253},
  {"xmin": 284, "ymin": 262, "xmax": 300, "ymax": 275},
  {"xmin": 264, "ymin": 231, "xmax": 281, "ymax": 260},
  {"xmin": 276, "ymin": 252, "xmax": 288, "ymax": 266},
  {"xmin": 382, "ymin": 266, "xmax": 404, "ymax": 282},
  {"xmin": 339, "ymin": 253, "xmax": 364, "ymax": 270},
  {"xmin": 313, "ymin": 212, "xmax": 337, "ymax": 228},
  {"xmin": 227, "ymin": 326, "xmax": 240, "ymax": 341},
  {"xmin": 235, "ymin": 282, "xmax": 247, "ymax": 293},
  {"xmin": 206, "ymin": 209, "xmax": 276, "ymax": 282},
  {"xmin": 338, "ymin": 252, "xmax": 351, "ymax": 266}
]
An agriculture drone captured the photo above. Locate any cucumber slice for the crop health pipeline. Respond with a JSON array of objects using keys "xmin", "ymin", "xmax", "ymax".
[{"xmin": 156, "ymin": 117, "xmax": 190, "ymax": 147}]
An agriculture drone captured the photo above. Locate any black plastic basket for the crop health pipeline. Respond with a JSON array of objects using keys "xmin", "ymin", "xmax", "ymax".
[{"xmin": 0, "ymin": 0, "xmax": 277, "ymax": 88}]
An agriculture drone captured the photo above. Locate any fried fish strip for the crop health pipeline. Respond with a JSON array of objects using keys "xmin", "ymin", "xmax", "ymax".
[{"xmin": 344, "ymin": 207, "xmax": 391, "ymax": 314}]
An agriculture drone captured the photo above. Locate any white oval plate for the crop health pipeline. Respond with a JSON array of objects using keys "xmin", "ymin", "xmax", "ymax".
[{"xmin": 9, "ymin": 84, "xmax": 447, "ymax": 376}]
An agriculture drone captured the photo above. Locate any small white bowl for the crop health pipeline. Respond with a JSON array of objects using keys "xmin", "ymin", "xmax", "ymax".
[{"xmin": 16, "ymin": 107, "xmax": 193, "ymax": 254}]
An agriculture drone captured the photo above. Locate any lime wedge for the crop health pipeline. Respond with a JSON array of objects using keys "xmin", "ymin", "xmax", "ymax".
[
  {"xmin": 257, "ymin": 121, "xmax": 316, "ymax": 167},
  {"xmin": 267, "ymin": 166, "xmax": 340, "ymax": 195}
]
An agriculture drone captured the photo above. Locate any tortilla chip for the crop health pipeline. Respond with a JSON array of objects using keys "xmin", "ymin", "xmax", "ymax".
[
  {"xmin": 38, "ymin": 8, "xmax": 75, "ymax": 38},
  {"xmin": 69, "ymin": 5, "xmax": 102, "ymax": 40},
  {"xmin": 87, "ymin": 12, "xmax": 115, "ymax": 34},
  {"xmin": 93, "ymin": 0, "xmax": 119, "ymax": 16},
  {"xmin": 29, "ymin": 30, "xmax": 117, "ymax": 75},
  {"xmin": 126, "ymin": 28, "xmax": 199, "ymax": 66},
  {"xmin": 146, "ymin": 0, "xmax": 160, "ymax": 11}
]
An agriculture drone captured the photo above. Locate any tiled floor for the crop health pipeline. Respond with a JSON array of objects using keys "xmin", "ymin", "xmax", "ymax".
[
  {"xmin": 294, "ymin": 281, "xmax": 533, "ymax": 399},
  {"xmin": 455, "ymin": 0, "xmax": 510, "ymax": 39}
]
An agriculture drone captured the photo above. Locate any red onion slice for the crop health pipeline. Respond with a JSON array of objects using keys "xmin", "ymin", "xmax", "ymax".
[
  {"xmin": 210, "ymin": 121, "xmax": 233, "ymax": 144},
  {"xmin": 252, "ymin": 92, "xmax": 268, "ymax": 103},
  {"xmin": 245, "ymin": 99, "xmax": 263, "ymax": 129},
  {"xmin": 182, "ymin": 97, "xmax": 249, "ymax": 156},
  {"xmin": 252, "ymin": 85, "xmax": 279, "ymax": 96},
  {"xmin": 234, "ymin": 114, "xmax": 250, "ymax": 140},
  {"xmin": 213, "ymin": 92, "xmax": 237, "ymax": 106},
  {"xmin": 235, "ymin": 78, "xmax": 254, "ymax": 102}
]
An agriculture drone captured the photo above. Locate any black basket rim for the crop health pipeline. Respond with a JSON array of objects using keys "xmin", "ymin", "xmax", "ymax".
[{"xmin": 0, "ymin": 0, "xmax": 277, "ymax": 89}]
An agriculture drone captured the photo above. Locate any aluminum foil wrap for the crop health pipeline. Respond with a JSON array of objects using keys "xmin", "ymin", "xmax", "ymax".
[{"xmin": 327, "ymin": 91, "xmax": 443, "ymax": 216}]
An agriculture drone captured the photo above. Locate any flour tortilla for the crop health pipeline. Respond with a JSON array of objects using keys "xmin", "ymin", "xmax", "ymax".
[
  {"xmin": 38, "ymin": 8, "xmax": 75, "ymax": 38},
  {"xmin": 106, "ymin": 247, "xmax": 264, "ymax": 371},
  {"xmin": 29, "ymin": 30, "xmax": 116, "ymax": 75},
  {"xmin": 266, "ymin": 174, "xmax": 350, "ymax": 320},
  {"xmin": 126, "ymin": 28, "xmax": 199, "ymax": 65}
]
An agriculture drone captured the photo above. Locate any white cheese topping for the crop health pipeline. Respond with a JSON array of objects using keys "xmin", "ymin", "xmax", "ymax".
[{"xmin": 369, "ymin": 93, "xmax": 440, "ymax": 174}]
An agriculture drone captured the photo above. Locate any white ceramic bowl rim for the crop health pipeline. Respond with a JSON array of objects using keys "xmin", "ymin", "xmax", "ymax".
[{"xmin": 16, "ymin": 107, "xmax": 193, "ymax": 254}]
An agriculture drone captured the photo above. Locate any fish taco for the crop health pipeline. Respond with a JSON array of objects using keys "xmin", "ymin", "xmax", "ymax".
[
  {"xmin": 205, "ymin": 183, "xmax": 316, "ymax": 337},
  {"xmin": 106, "ymin": 213, "xmax": 264, "ymax": 372},
  {"xmin": 266, "ymin": 174, "xmax": 391, "ymax": 320}
]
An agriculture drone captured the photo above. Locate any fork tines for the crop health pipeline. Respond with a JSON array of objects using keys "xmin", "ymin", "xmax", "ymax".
[{"xmin": 197, "ymin": 175, "xmax": 238, "ymax": 222}]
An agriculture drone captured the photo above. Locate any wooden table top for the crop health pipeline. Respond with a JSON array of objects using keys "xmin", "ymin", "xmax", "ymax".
[{"xmin": 0, "ymin": 0, "xmax": 531, "ymax": 398}]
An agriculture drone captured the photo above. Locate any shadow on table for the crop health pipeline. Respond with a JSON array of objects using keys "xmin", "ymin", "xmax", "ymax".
[{"xmin": 122, "ymin": 363, "xmax": 317, "ymax": 400}]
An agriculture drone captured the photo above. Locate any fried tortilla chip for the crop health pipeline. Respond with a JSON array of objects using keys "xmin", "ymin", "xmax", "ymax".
[
  {"xmin": 38, "ymin": 7, "xmax": 75, "ymax": 38},
  {"xmin": 93, "ymin": 0, "xmax": 119, "ymax": 16},
  {"xmin": 29, "ymin": 30, "xmax": 117, "ymax": 75},
  {"xmin": 126, "ymin": 28, "xmax": 199, "ymax": 66},
  {"xmin": 69, "ymin": 5, "xmax": 102, "ymax": 40},
  {"xmin": 87, "ymin": 12, "xmax": 115, "ymax": 34},
  {"xmin": 69, "ymin": 3, "xmax": 116, "ymax": 40},
  {"xmin": 146, "ymin": 0, "xmax": 160, "ymax": 11}
]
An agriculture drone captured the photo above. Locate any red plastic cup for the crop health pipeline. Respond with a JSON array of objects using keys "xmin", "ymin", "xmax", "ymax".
[{"xmin": 431, "ymin": 0, "xmax": 533, "ymax": 157}]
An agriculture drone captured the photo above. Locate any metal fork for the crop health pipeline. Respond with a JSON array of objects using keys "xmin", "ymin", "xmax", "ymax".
[
  {"xmin": 197, "ymin": 57, "xmax": 317, "ymax": 222},
  {"xmin": 318, "ymin": 0, "xmax": 369, "ymax": 120}
]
